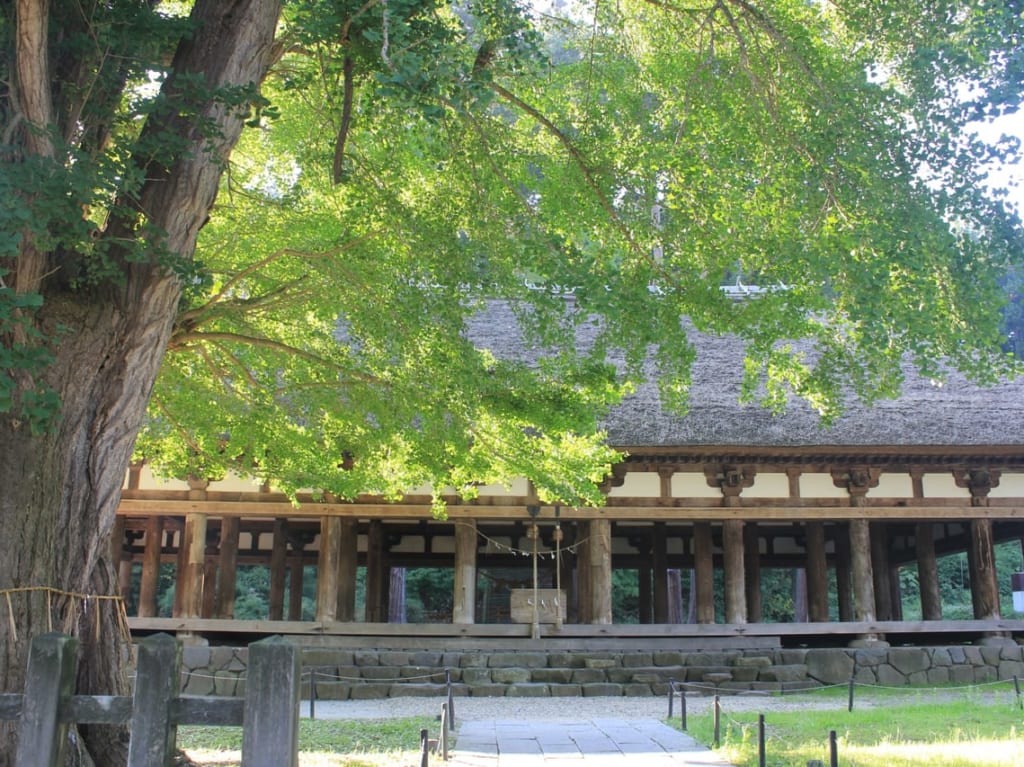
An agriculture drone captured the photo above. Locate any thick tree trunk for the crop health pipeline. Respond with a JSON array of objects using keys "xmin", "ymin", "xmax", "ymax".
[{"xmin": 1, "ymin": 0, "xmax": 282, "ymax": 763}]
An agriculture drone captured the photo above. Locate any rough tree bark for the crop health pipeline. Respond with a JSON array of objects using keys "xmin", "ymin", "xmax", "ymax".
[{"xmin": 0, "ymin": 0, "xmax": 282, "ymax": 763}]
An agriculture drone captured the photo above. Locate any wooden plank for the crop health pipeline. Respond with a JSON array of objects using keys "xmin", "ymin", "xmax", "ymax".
[
  {"xmin": 116, "ymin": 498, "xmax": 1024, "ymax": 521},
  {"xmin": 172, "ymin": 696, "xmax": 245, "ymax": 727},
  {"xmin": 128, "ymin": 633, "xmax": 180, "ymax": 767},
  {"xmin": 243, "ymin": 636, "xmax": 300, "ymax": 767},
  {"xmin": 63, "ymin": 695, "xmax": 133, "ymax": 725},
  {"xmin": 17, "ymin": 633, "xmax": 79, "ymax": 767}
]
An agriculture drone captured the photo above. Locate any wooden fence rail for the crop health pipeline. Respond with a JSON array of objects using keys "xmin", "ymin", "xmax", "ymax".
[{"xmin": 0, "ymin": 632, "xmax": 299, "ymax": 767}]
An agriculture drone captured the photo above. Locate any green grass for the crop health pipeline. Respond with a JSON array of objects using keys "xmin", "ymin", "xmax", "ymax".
[
  {"xmin": 683, "ymin": 694, "xmax": 1024, "ymax": 766},
  {"xmin": 178, "ymin": 716, "xmax": 438, "ymax": 766}
]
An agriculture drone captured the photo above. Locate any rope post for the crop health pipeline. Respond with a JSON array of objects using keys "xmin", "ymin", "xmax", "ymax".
[
  {"xmin": 310, "ymin": 670, "xmax": 316, "ymax": 720},
  {"xmin": 440, "ymin": 702, "xmax": 450, "ymax": 761},
  {"xmin": 757, "ymin": 714, "xmax": 766, "ymax": 767},
  {"xmin": 1015, "ymin": 675, "xmax": 1022, "ymax": 710},
  {"xmin": 679, "ymin": 686, "xmax": 687, "ymax": 731},
  {"xmin": 713, "ymin": 695, "xmax": 721, "ymax": 748},
  {"xmin": 847, "ymin": 676, "xmax": 855, "ymax": 712},
  {"xmin": 420, "ymin": 728, "xmax": 429, "ymax": 767},
  {"xmin": 668, "ymin": 680, "xmax": 675, "ymax": 719},
  {"xmin": 446, "ymin": 670, "xmax": 455, "ymax": 729},
  {"xmin": 829, "ymin": 729, "xmax": 838, "ymax": 767}
]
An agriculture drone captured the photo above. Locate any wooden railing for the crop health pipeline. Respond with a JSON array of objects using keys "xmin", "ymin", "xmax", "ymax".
[{"xmin": 0, "ymin": 632, "xmax": 300, "ymax": 767}]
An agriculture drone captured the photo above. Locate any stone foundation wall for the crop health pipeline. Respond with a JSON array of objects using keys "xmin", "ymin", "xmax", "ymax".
[{"xmin": 177, "ymin": 643, "xmax": 1024, "ymax": 700}]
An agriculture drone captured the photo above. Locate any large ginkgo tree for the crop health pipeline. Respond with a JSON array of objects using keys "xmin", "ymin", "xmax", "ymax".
[{"xmin": 2, "ymin": 0, "xmax": 1022, "ymax": 762}]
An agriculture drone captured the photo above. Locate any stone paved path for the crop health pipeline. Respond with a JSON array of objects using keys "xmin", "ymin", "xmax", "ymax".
[{"xmin": 446, "ymin": 718, "xmax": 736, "ymax": 766}]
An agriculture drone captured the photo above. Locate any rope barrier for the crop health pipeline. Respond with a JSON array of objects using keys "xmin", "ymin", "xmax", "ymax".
[
  {"xmin": 0, "ymin": 586, "xmax": 130, "ymax": 644},
  {"xmin": 680, "ymin": 675, "xmax": 1024, "ymax": 766}
]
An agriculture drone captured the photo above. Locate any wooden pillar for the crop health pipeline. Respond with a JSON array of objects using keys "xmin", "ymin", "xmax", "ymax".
[
  {"xmin": 722, "ymin": 519, "xmax": 747, "ymax": 624},
  {"xmin": 388, "ymin": 567, "xmax": 406, "ymax": 623},
  {"xmin": 969, "ymin": 519, "xmax": 1001, "ymax": 620},
  {"xmin": 577, "ymin": 522, "xmax": 592, "ymax": 624},
  {"xmin": 269, "ymin": 518, "xmax": 288, "ymax": 621},
  {"xmin": 916, "ymin": 522, "xmax": 943, "ymax": 620},
  {"xmin": 848, "ymin": 519, "xmax": 877, "ymax": 623},
  {"xmin": 693, "ymin": 522, "xmax": 715, "ymax": 624},
  {"xmin": 588, "ymin": 519, "xmax": 612, "ymax": 624},
  {"xmin": 216, "ymin": 518, "xmax": 239, "ymax": 619},
  {"xmin": 366, "ymin": 520, "xmax": 387, "ymax": 622},
  {"xmin": 955, "ymin": 469, "xmax": 1002, "ymax": 621},
  {"xmin": 889, "ymin": 565, "xmax": 904, "ymax": 621},
  {"xmin": 833, "ymin": 468, "xmax": 880, "ymax": 628},
  {"xmin": 202, "ymin": 537, "xmax": 218, "ymax": 619},
  {"xmin": 652, "ymin": 523, "xmax": 668, "ymax": 623},
  {"xmin": 453, "ymin": 521, "xmax": 477, "ymax": 624},
  {"xmin": 288, "ymin": 559, "xmax": 305, "ymax": 621},
  {"xmin": 870, "ymin": 522, "xmax": 895, "ymax": 621},
  {"xmin": 316, "ymin": 517, "xmax": 342, "ymax": 622},
  {"xmin": 743, "ymin": 522, "xmax": 761, "ymax": 623},
  {"xmin": 666, "ymin": 569, "xmax": 683, "ymax": 623},
  {"xmin": 835, "ymin": 526, "xmax": 853, "ymax": 622},
  {"xmin": 805, "ymin": 522, "xmax": 829, "ymax": 622},
  {"xmin": 793, "ymin": 569, "xmax": 808, "ymax": 622},
  {"xmin": 639, "ymin": 565, "xmax": 653, "ymax": 624},
  {"xmin": 338, "ymin": 519, "xmax": 358, "ymax": 621},
  {"xmin": 179, "ymin": 512, "xmax": 208, "ymax": 619},
  {"xmin": 138, "ymin": 516, "xmax": 163, "ymax": 618},
  {"xmin": 561, "ymin": 523, "xmax": 579, "ymax": 624}
]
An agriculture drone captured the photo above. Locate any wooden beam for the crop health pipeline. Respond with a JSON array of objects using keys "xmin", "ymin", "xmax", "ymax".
[
  {"xmin": 125, "ymin": 616, "xmax": 1024, "ymax": 638},
  {"xmin": 116, "ymin": 498, "xmax": 1024, "ymax": 521},
  {"xmin": 805, "ymin": 522, "xmax": 829, "ymax": 622}
]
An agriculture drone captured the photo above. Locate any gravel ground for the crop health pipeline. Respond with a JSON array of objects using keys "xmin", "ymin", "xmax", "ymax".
[{"xmin": 303, "ymin": 685, "xmax": 1017, "ymax": 722}]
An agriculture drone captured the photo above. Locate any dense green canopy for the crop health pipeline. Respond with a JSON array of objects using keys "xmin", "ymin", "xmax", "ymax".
[
  {"xmin": 135, "ymin": 0, "xmax": 1024, "ymax": 507},
  {"xmin": 5, "ymin": 0, "xmax": 1024, "ymax": 511}
]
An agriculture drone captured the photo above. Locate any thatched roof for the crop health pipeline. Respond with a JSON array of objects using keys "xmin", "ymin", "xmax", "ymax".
[{"xmin": 469, "ymin": 299, "xmax": 1024, "ymax": 450}]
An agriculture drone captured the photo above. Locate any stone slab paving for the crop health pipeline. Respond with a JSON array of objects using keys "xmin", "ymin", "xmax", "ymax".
[{"xmin": 448, "ymin": 718, "xmax": 736, "ymax": 766}]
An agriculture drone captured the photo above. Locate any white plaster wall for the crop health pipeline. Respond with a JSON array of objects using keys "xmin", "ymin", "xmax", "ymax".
[
  {"xmin": 799, "ymin": 473, "xmax": 848, "ymax": 498},
  {"xmin": 990, "ymin": 473, "xmax": 1024, "ymax": 498},
  {"xmin": 744, "ymin": 473, "xmax": 789, "ymax": 498},
  {"xmin": 608, "ymin": 472, "xmax": 661, "ymax": 498},
  {"xmin": 922, "ymin": 473, "xmax": 972, "ymax": 499},
  {"xmin": 477, "ymin": 478, "xmax": 531, "ymax": 497},
  {"xmin": 129, "ymin": 464, "xmax": 190, "ymax": 491},
  {"xmin": 671, "ymin": 472, "xmax": 721, "ymax": 498},
  {"xmin": 867, "ymin": 473, "xmax": 914, "ymax": 498}
]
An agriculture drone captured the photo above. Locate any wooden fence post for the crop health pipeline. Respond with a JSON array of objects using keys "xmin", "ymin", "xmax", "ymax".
[
  {"xmin": 128, "ymin": 632, "xmax": 181, "ymax": 767},
  {"xmin": 243, "ymin": 635, "xmax": 300, "ymax": 767},
  {"xmin": 16, "ymin": 633, "xmax": 79, "ymax": 767}
]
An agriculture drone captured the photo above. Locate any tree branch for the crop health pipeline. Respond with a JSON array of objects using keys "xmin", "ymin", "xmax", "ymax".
[
  {"xmin": 168, "ymin": 330, "xmax": 382, "ymax": 384},
  {"xmin": 488, "ymin": 82, "xmax": 674, "ymax": 285}
]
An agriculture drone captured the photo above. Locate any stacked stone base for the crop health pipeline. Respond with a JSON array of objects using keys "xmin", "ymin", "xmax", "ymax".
[{"xmin": 177, "ymin": 643, "xmax": 1024, "ymax": 699}]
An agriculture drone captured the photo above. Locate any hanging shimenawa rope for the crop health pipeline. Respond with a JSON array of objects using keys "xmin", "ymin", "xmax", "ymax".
[{"xmin": 0, "ymin": 586, "xmax": 131, "ymax": 643}]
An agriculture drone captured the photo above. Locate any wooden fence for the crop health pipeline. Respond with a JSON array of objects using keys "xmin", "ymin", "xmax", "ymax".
[{"xmin": 0, "ymin": 632, "xmax": 300, "ymax": 767}]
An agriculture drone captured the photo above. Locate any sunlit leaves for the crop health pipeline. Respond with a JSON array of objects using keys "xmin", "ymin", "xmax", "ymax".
[{"xmin": 136, "ymin": 0, "xmax": 1024, "ymax": 505}]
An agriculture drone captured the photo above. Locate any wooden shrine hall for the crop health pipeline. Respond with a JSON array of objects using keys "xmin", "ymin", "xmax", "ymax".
[{"xmin": 114, "ymin": 326, "xmax": 1024, "ymax": 647}]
